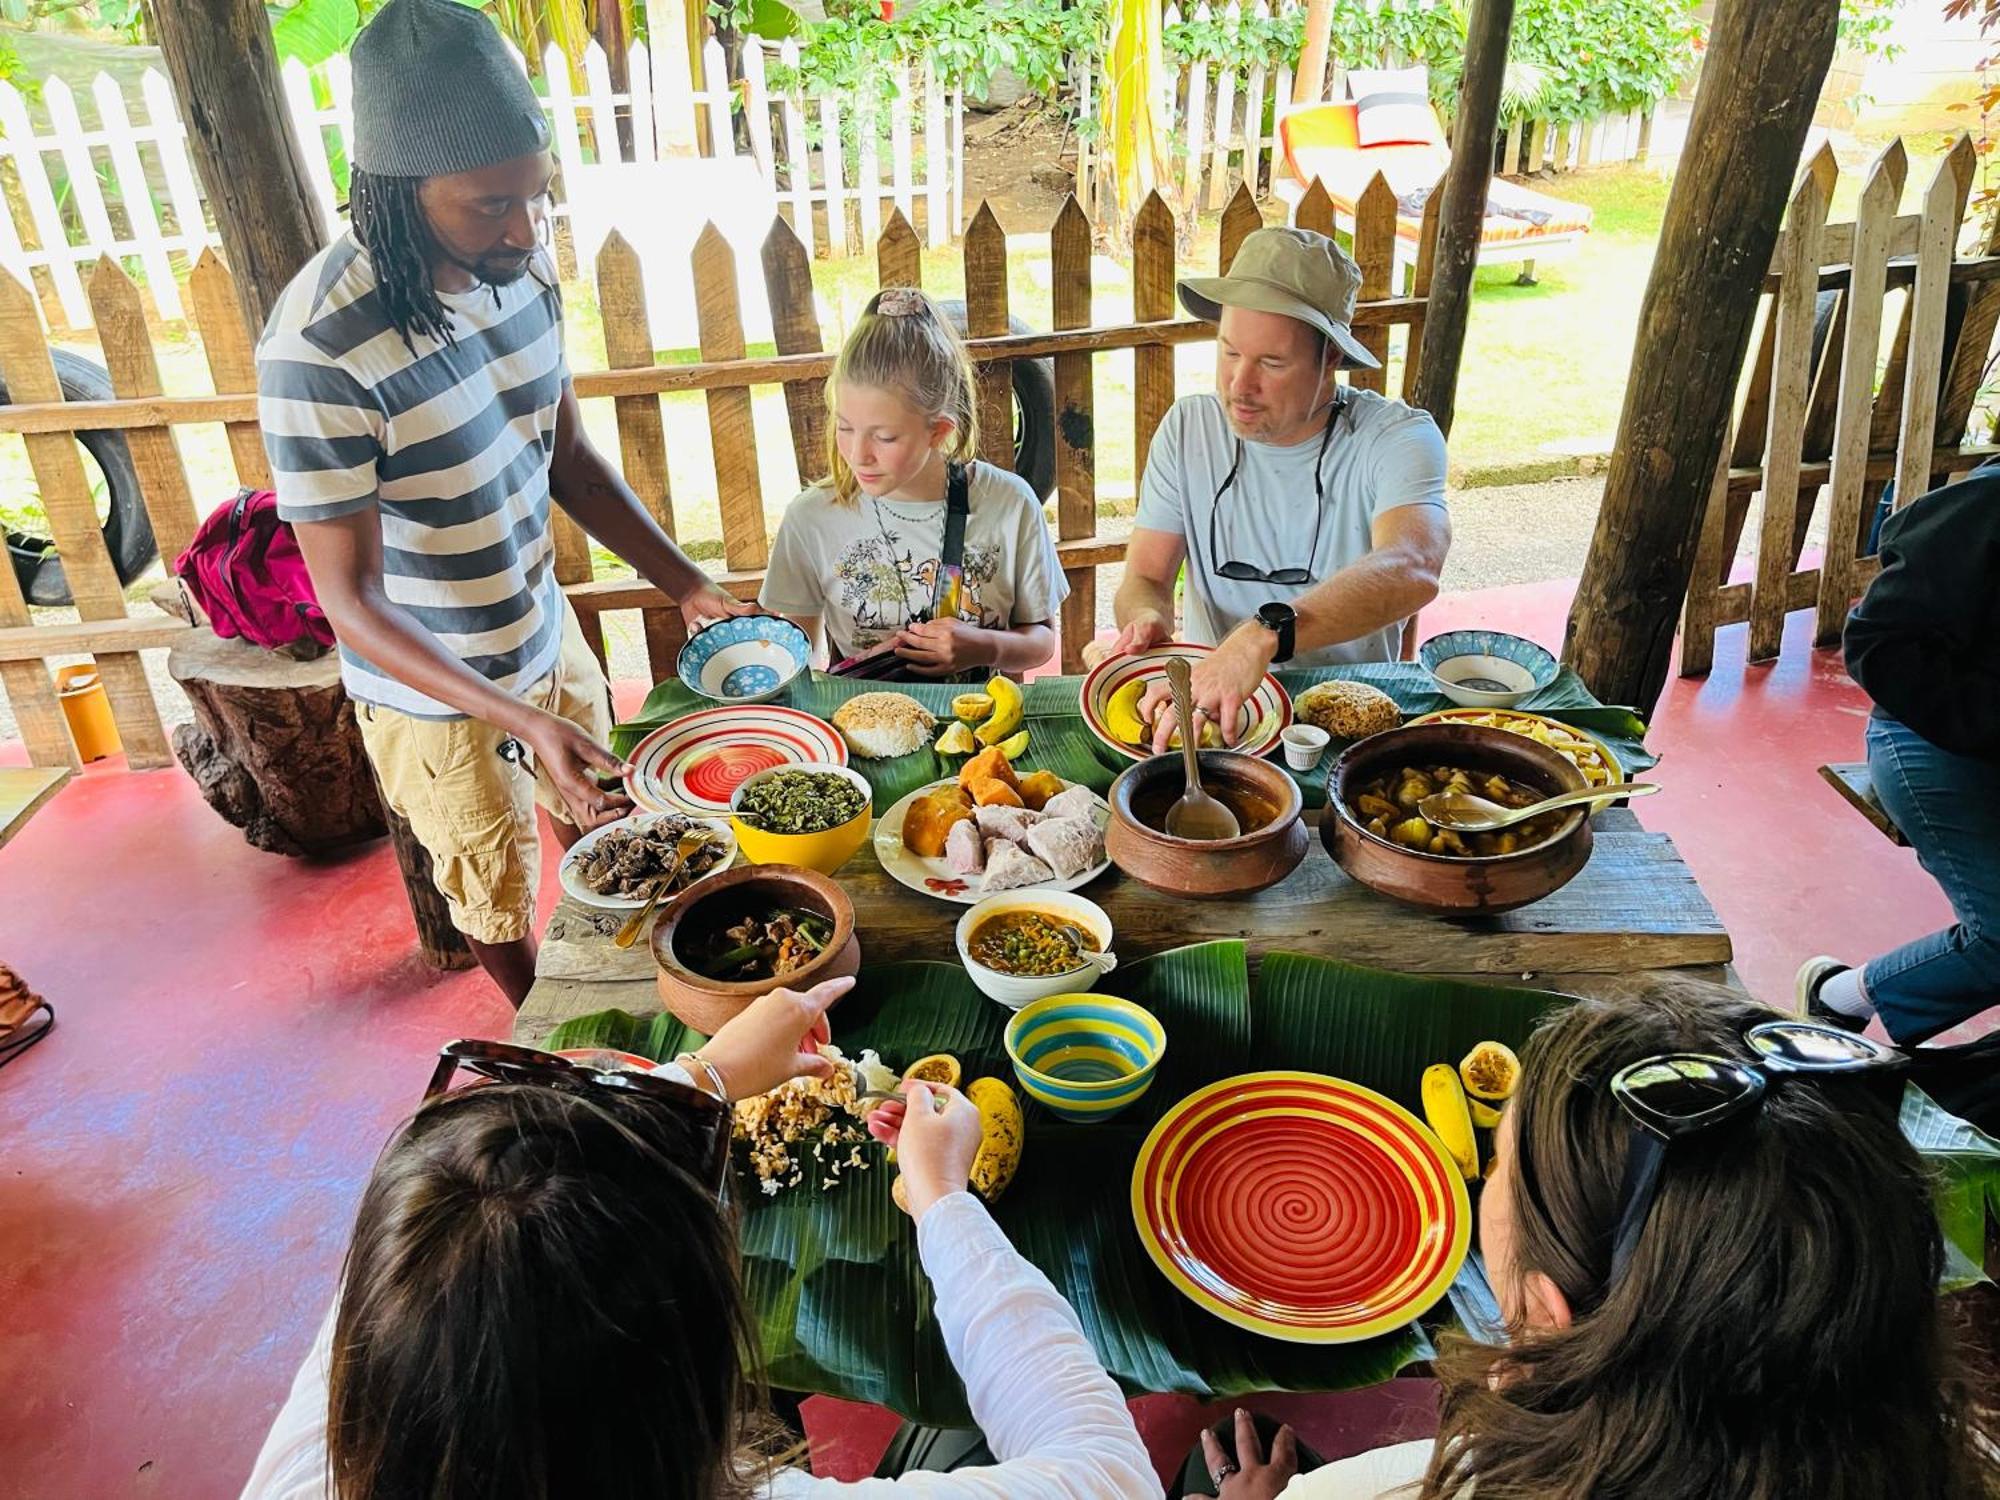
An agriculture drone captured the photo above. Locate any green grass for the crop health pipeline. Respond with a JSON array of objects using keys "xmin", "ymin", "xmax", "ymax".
[{"xmin": 1445, "ymin": 164, "xmax": 1674, "ymax": 478}]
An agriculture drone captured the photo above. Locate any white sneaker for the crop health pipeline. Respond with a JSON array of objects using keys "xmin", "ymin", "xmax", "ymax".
[{"xmin": 1794, "ymin": 955, "xmax": 1867, "ymax": 1033}]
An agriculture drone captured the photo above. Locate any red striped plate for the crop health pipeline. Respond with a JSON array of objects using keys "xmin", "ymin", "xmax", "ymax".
[
  {"xmin": 1132, "ymin": 1071, "xmax": 1470, "ymax": 1342},
  {"xmin": 625, "ymin": 706, "xmax": 848, "ymax": 815}
]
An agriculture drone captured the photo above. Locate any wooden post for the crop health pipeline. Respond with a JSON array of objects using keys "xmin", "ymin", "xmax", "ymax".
[
  {"xmin": 1407, "ymin": 0, "xmax": 1514, "ymax": 437},
  {"xmin": 144, "ymin": 0, "xmax": 327, "ymax": 334},
  {"xmin": 1294, "ymin": 0, "xmax": 1333, "ymax": 105},
  {"xmin": 1563, "ymin": 0, "xmax": 1841, "ymax": 715}
]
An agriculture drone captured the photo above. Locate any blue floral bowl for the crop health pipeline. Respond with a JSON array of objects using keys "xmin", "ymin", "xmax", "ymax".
[
  {"xmin": 677, "ymin": 615, "xmax": 811, "ymax": 705},
  {"xmin": 1419, "ymin": 630, "xmax": 1559, "ymax": 709}
]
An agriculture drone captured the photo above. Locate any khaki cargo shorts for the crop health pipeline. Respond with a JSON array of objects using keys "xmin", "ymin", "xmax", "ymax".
[{"xmin": 356, "ymin": 603, "xmax": 613, "ymax": 945}]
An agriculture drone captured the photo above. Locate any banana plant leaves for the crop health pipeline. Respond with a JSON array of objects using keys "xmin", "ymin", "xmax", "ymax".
[
  {"xmin": 550, "ymin": 944, "xmax": 1574, "ymax": 1423},
  {"xmin": 610, "ymin": 664, "xmax": 1653, "ymax": 815}
]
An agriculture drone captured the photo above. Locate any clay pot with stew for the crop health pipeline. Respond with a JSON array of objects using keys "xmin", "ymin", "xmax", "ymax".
[
  {"xmin": 1323, "ymin": 723, "xmax": 1593, "ymax": 915},
  {"xmin": 649, "ymin": 863, "xmax": 860, "ymax": 1035},
  {"xmin": 1105, "ymin": 751, "xmax": 1308, "ymax": 898}
]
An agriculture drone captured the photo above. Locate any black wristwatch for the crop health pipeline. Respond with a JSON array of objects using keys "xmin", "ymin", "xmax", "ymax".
[{"xmin": 1255, "ymin": 602, "xmax": 1297, "ymax": 664}]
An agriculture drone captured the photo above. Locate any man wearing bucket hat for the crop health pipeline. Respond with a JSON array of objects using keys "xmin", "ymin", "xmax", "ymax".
[
  {"xmin": 256, "ymin": 0, "xmax": 749, "ymax": 1005},
  {"xmin": 1096, "ymin": 227, "xmax": 1450, "ymax": 752}
]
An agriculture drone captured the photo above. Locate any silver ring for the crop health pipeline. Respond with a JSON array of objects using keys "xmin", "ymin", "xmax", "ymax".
[{"xmin": 1209, "ymin": 1459, "xmax": 1238, "ymax": 1486}]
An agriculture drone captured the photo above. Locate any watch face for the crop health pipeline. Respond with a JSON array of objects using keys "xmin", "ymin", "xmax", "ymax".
[{"xmin": 1259, "ymin": 603, "xmax": 1296, "ymax": 628}]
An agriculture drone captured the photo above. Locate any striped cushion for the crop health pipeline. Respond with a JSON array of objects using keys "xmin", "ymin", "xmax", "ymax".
[{"xmin": 1347, "ymin": 66, "xmax": 1442, "ymax": 149}]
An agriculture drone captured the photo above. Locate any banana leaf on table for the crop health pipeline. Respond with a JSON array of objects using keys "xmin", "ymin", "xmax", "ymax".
[
  {"xmin": 547, "ymin": 943, "xmax": 1583, "ymax": 1422},
  {"xmin": 550, "ymin": 946, "xmax": 2000, "ymax": 1422},
  {"xmin": 610, "ymin": 675, "xmax": 1117, "ymax": 808},
  {"xmin": 609, "ymin": 665, "xmax": 1653, "ymax": 818}
]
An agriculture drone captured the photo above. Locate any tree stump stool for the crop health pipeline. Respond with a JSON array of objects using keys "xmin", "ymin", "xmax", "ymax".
[{"xmin": 168, "ymin": 627, "xmax": 472, "ymax": 971}]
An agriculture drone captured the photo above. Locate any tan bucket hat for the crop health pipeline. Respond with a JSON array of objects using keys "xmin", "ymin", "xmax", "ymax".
[{"xmin": 1178, "ymin": 226, "xmax": 1379, "ymax": 370}]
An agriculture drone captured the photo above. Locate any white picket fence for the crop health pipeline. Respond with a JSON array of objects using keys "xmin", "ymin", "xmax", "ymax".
[
  {"xmin": 0, "ymin": 37, "xmax": 963, "ymax": 329},
  {"xmin": 1077, "ymin": 0, "xmax": 1662, "ymax": 215}
]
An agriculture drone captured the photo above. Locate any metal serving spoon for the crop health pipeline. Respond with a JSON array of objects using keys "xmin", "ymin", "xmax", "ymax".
[
  {"xmin": 1418, "ymin": 780, "xmax": 1660, "ymax": 832},
  {"xmin": 1056, "ymin": 923, "xmax": 1118, "ymax": 976},
  {"xmin": 1161, "ymin": 657, "xmax": 1240, "ymax": 841}
]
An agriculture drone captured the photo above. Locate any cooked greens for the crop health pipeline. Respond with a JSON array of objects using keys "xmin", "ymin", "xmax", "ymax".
[{"xmin": 735, "ymin": 771, "xmax": 867, "ymax": 834}]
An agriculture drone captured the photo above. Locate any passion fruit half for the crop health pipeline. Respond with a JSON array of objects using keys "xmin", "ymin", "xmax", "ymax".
[{"xmin": 1459, "ymin": 1040, "xmax": 1522, "ymax": 1102}]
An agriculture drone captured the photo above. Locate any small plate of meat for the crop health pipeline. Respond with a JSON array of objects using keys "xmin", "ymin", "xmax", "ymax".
[{"xmin": 558, "ymin": 812, "xmax": 738, "ymax": 911}]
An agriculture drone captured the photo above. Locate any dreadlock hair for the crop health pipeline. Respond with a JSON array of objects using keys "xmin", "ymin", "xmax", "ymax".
[{"xmin": 349, "ymin": 167, "xmax": 455, "ymax": 350}]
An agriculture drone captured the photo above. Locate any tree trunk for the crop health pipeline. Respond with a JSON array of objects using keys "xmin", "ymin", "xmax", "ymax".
[
  {"xmin": 145, "ymin": 0, "xmax": 328, "ymax": 336},
  {"xmin": 170, "ymin": 629, "xmax": 384, "ymax": 857},
  {"xmin": 1407, "ymin": 0, "xmax": 1513, "ymax": 438},
  {"xmin": 169, "ymin": 628, "xmax": 473, "ymax": 970},
  {"xmin": 1562, "ymin": 0, "xmax": 1841, "ymax": 716},
  {"xmin": 1294, "ymin": 0, "xmax": 1333, "ymax": 105}
]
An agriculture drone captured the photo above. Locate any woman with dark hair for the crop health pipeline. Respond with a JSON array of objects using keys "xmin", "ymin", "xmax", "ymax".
[
  {"xmin": 1182, "ymin": 980, "xmax": 1992, "ymax": 1499},
  {"xmin": 241, "ymin": 979, "xmax": 1156, "ymax": 1499}
]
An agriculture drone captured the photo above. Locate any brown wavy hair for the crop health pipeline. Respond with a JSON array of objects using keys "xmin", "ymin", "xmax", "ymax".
[
  {"xmin": 822, "ymin": 288, "xmax": 978, "ymax": 505},
  {"xmin": 326, "ymin": 1083, "xmax": 778, "ymax": 1500},
  {"xmin": 1421, "ymin": 978, "xmax": 1994, "ymax": 1500}
]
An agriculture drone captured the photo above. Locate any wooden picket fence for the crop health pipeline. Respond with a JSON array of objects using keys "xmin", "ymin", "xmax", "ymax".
[
  {"xmin": 0, "ymin": 39, "xmax": 962, "ymax": 330},
  {"xmin": 0, "ymin": 180, "xmax": 1432, "ymax": 773},
  {"xmin": 1679, "ymin": 135, "xmax": 2000, "ymax": 675}
]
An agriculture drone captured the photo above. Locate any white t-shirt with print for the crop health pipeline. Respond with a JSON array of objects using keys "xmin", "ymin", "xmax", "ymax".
[
  {"xmin": 1133, "ymin": 389, "xmax": 1448, "ymax": 667},
  {"xmin": 759, "ymin": 461, "xmax": 1069, "ymax": 661}
]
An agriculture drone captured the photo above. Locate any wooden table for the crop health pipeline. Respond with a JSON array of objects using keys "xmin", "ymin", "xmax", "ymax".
[
  {"xmin": 515, "ymin": 808, "xmax": 1737, "ymax": 1047},
  {"xmin": 0, "ymin": 766, "xmax": 70, "ymax": 852}
]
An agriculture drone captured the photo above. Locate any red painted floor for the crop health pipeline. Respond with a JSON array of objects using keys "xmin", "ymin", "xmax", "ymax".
[{"xmin": 0, "ymin": 584, "xmax": 1971, "ymax": 1498}]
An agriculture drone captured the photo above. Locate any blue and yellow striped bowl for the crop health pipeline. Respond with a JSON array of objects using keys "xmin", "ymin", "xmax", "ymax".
[{"xmin": 1004, "ymin": 995, "xmax": 1167, "ymax": 1122}]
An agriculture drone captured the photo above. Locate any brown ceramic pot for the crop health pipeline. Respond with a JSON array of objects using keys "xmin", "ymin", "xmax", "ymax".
[
  {"xmin": 649, "ymin": 863, "xmax": 860, "ymax": 1036},
  {"xmin": 1323, "ymin": 723, "xmax": 1593, "ymax": 915},
  {"xmin": 1106, "ymin": 750, "xmax": 1309, "ymax": 899}
]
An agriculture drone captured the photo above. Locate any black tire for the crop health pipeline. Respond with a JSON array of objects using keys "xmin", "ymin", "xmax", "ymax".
[
  {"xmin": 935, "ymin": 298, "xmax": 1058, "ymax": 502},
  {"xmin": 1, "ymin": 349, "xmax": 155, "ymax": 607}
]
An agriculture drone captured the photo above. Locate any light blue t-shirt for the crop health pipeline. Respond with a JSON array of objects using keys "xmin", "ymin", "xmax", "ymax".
[{"xmin": 1134, "ymin": 389, "xmax": 1448, "ymax": 666}]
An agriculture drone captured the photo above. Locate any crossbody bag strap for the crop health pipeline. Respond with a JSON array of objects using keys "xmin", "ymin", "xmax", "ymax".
[{"xmin": 930, "ymin": 460, "xmax": 972, "ymax": 621}]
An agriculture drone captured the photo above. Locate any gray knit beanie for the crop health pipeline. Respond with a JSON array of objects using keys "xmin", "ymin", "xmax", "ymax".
[{"xmin": 350, "ymin": 0, "xmax": 550, "ymax": 178}]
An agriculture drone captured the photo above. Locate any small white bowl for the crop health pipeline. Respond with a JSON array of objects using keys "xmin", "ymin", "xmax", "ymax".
[
  {"xmin": 1281, "ymin": 723, "xmax": 1331, "ymax": 772},
  {"xmin": 956, "ymin": 890, "xmax": 1117, "ymax": 1010}
]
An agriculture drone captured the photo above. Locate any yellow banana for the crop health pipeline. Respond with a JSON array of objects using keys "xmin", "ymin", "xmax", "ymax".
[{"xmin": 1422, "ymin": 1064, "xmax": 1479, "ymax": 1180}]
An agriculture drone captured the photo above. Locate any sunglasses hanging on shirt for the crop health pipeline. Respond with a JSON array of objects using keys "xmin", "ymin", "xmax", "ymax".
[{"xmin": 1208, "ymin": 389, "xmax": 1348, "ymax": 586}]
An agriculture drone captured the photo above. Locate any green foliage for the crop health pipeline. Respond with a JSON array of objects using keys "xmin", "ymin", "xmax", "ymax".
[
  {"xmin": 1509, "ymin": 0, "xmax": 1700, "ymax": 117},
  {"xmin": 269, "ymin": 0, "xmax": 362, "ymax": 66},
  {"xmin": 768, "ymin": 0, "xmax": 1104, "ymax": 109},
  {"xmin": 1837, "ymin": 0, "xmax": 1906, "ymax": 61}
]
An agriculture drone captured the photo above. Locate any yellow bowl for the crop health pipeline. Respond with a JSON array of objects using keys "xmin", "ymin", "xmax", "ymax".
[{"xmin": 728, "ymin": 762, "xmax": 874, "ymax": 874}]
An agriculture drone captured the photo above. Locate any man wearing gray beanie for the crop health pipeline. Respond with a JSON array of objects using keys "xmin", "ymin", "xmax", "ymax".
[{"xmin": 256, "ymin": 0, "xmax": 750, "ymax": 1005}]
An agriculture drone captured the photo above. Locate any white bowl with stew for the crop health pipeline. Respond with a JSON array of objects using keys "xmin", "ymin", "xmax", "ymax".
[{"xmin": 955, "ymin": 890, "xmax": 1117, "ymax": 1010}]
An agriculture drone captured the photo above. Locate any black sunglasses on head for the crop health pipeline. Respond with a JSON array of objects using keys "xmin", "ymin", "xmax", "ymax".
[
  {"xmin": 424, "ymin": 1039, "xmax": 734, "ymax": 1198},
  {"xmin": 1603, "ymin": 1019, "xmax": 1906, "ymax": 1286}
]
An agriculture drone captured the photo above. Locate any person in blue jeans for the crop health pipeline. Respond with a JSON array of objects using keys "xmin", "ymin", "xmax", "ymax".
[{"xmin": 1797, "ymin": 461, "xmax": 2000, "ymax": 1044}]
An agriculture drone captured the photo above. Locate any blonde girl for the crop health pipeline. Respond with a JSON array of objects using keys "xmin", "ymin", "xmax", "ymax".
[{"xmin": 759, "ymin": 288, "xmax": 1066, "ymax": 677}]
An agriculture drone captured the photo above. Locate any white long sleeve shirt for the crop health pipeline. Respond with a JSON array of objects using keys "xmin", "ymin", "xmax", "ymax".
[{"xmin": 240, "ymin": 1192, "xmax": 1155, "ymax": 1500}]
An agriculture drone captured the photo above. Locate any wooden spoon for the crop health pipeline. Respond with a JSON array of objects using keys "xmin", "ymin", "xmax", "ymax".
[
  {"xmin": 1162, "ymin": 657, "xmax": 1240, "ymax": 842},
  {"xmin": 1419, "ymin": 780, "xmax": 1660, "ymax": 832}
]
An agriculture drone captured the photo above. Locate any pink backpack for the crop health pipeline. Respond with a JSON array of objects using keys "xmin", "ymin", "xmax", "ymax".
[{"xmin": 175, "ymin": 489, "xmax": 335, "ymax": 657}]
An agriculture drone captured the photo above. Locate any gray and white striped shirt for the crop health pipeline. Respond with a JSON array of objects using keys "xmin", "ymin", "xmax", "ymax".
[{"xmin": 256, "ymin": 232, "xmax": 569, "ymax": 719}]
